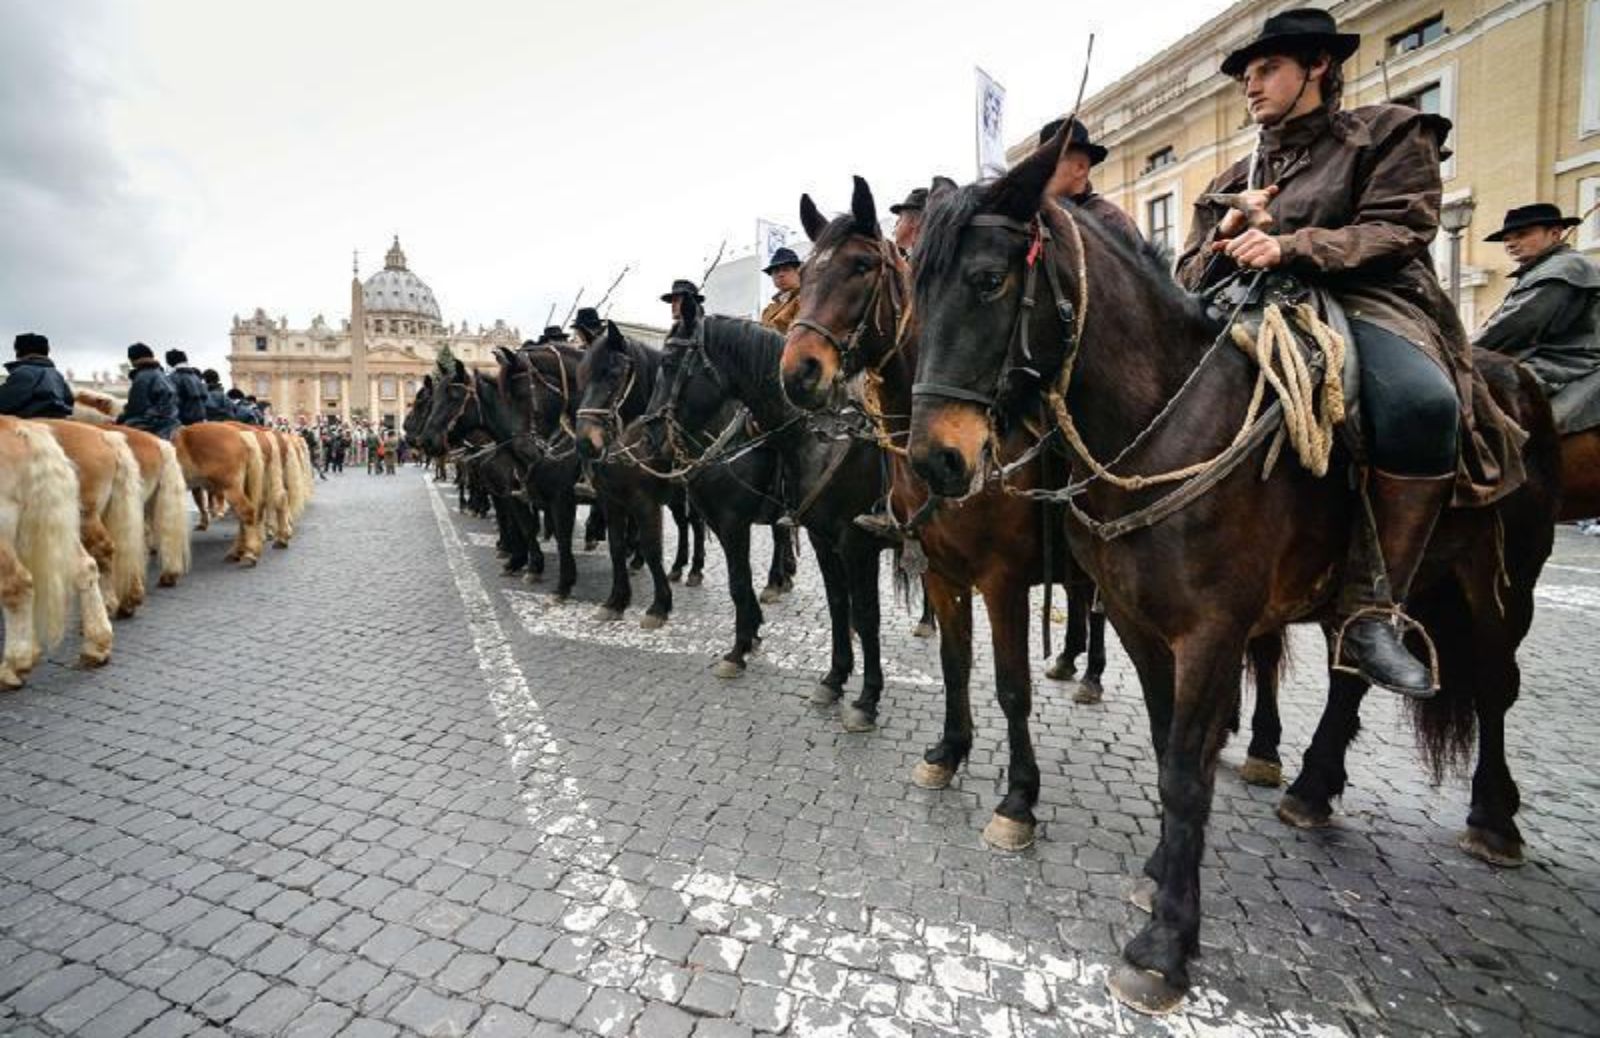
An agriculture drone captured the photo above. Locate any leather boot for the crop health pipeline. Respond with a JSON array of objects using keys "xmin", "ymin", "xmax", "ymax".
[
  {"xmin": 852, "ymin": 511, "xmax": 904, "ymax": 546},
  {"xmin": 1335, "ymin": 469, "xmax": 1454, "ymax": 699}
]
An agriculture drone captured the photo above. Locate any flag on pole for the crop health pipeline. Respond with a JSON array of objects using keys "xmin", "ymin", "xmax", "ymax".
[
  {"xmin": 975, "ymin": 66, "xmax": 1007, "ymax": 180},
  {"xmin": 757, "ymin": 219, "xmax": 789, "ymax": 261}
]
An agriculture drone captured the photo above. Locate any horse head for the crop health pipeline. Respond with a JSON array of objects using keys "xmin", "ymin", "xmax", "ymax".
[
  {"xmin": 780, "ymin": 176, "xmax": 910, "ymax": 410},
  {"xmin": 420, "ymin": 358, "xmax": 477, "ymax": 455},
  {"xmin": 575, "ymin": 321, "xmax": 635, "ymax": 461}
]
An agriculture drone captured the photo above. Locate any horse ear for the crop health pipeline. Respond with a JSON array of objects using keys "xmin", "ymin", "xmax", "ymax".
[
  {"xmin": 985, "ymin": 127, "xmax": 1063, "ymax": 222},
  {"xmin": 454, "ymin": 359, "xmax": 468, "ymax": 381},
  {"xmin": 850, "ymin": 175, "xmax": 878, "ymax": 236},
  {"xmin": 422, "ymin": 374, "xmax": 432, "ymax": 389},
  {"xmin": 681, "ymin": 294, "xmax": 702, "ymax": 331},
  {"xmin": 800, "ymin": 194, "xmax": 828, "ymax": 242},
  {"xmin": 930, "ymin": 175, "xmax": 958, "ymax": 198},
  {"xmin": 604, "ymin": 322, "xmax": 623, "ymax": 349}
]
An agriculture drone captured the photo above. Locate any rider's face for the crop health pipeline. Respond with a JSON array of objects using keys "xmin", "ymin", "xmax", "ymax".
[
  {"xmin": 771, "ymin": 266, "xmax": 801, "ymax": 292},
  {"xmin": 1500, "ymin": 225, "xmax": 1564, "ymax": 264},
  {"xmin": 1241, "ymin": 54, "xmax": 1326, "ymax": 126}
]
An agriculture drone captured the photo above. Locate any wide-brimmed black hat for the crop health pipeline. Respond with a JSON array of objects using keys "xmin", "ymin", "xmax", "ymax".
[
  {"xmin": 1038, "ymin": 117, "xmax": 1108, "ymax": 165},
  {"xmin": 889, "ymin": 188, "xmax": 929, "ymax": 216},
  {"xmin": 14, "ymin": 333, "xmax": 48, "ymax": 357},
  {"xmin": 573, "ymin": 307, "xmax": 603, "ymax": 333},
  {"xmin": 1484, "ymin": 203, "xmax": 1583, "ymax": 242},
  {"xmin": 660, "ymin": 279, "xmax": 705, "ymax": 303},
  {"xmin": 762, "ymin": 247, "xmax": 801, "ymax": 274},
  {"xmin": 127, "ymin": 342, "xmax": 155, "ymax": 362},
  {"xmin": 1221, "ymin": 7, "xmax": 1360, "ymax": 77},
  {"xmin": 165, "ymin": 349, "xmax": 188, "ymax": 366},
  {"xmin": 541, "ymin": 325, "xmax": 569, "ymax": 342}
]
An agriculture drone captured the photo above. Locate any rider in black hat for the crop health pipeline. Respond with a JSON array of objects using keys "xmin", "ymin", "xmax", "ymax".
[
  {"xmin": 661, "ymin": 279, "xmax": 704, "ymax": 323},
  {"xmin": 201, "ymin": 368, "xmax": 233, "ymax": 421},
  {"xmin": 760, "ymin": 248, "xmax": 802, "ymax": 334},
  {"xmin": 1473, "ymin": 204, "xmax": 1600, "ymax": 395},
  {"xmin": 0, "ymin": 333, "xmax": 74, "ymax": 419},
  {"xmin": 119, "ymin": 342, "xmax": 181, "ymax": 439},
  {"xmin": 539, "ymin": 325, "xmax": 570, "ymax": 345},
  {"xmin": 164, "ymin": 348, "xmax": 209, "ymax": 426},
  {"xmin": 1037, "ymin": 117, "xmax": 1142, "ymax": 246},
  {"xmin": 889, "ymin": 188, "xmax": 929, "ymax": 255}
]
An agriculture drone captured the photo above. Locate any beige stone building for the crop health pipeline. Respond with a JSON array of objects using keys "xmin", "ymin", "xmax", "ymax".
[{"xmin": 1009, "ymin": 0, "xmax": 1600, "ymax": 329}]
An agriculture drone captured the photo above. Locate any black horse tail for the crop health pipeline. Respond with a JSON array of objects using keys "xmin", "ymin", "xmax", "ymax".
[
  {"xmin": 891, "ymin": 545, "xmax": 912, "ymax": 612},
  {"xmin": 1404, "ymin": 584, "xmax": 1479, "ymax": 784}
]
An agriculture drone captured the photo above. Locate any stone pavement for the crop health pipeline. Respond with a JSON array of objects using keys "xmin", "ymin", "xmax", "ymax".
[{"xmin": 0, "ymin": 469, "xmax": 1596, "ymax": 1037}]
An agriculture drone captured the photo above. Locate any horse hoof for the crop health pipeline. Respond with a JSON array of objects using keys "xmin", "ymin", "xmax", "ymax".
[
  {"xmin": 525, "ymin": 571, "xmax": 544, "ymax": 584},
  {"xmin": 593, "ymin": 607, "xmax": 623, "ymax": 622},
  {"xmin": 911, "ymin": 622, "xmax": 935, "ymax": 639},
  {"xmin": 1240, "ymin": 757, "xmax": 1284, "ymax": 788},
  {"xmin": 840, "ymin": 706, "xmax": 877, "ymax": 733},
  {"xmin": 1458, "ymin": 827, "xmax": 1525, "ymax": 868},
  {"xmin": 223, "ymin": 551, "xmax": 240, "ymax": 562},
  {"xmin": 157, "ymin": 574, "xmax": 178, "ymax": 589},
  {"xmin": 639, "ymin": 613, "xmax": 666, "ymax": 631},
  {"xmin": 1276, "ymin": 793, "xmax": 1332, "ymax": 830},
  {"xmin": 0, "ymin": 670, "xmax": 22, "ymax": 691},
  {"xmin": 79, "ymin": 651, "xmax": 111, "ymax": 669},
  {"xmin": 711, "ymin": 659, "xmax": 744, "ymax": 680},
  {"xmin": 1128, "ymin": 877, "xmax": 1157, "ymax": 914},
  {"xmin": 1073, "ymin": 678, "xmax": 1103, "ymax": 705},
  {"xmin": 911, "ymin": 760, "xmax": 956, "ymax": 790},
  {"xmin": 759, "ymin": 585, "xmax": 783, "ymax": 605},
  {"xmin": 982, "ymin": 814, "xmax": 1035, "ymax": 852},
  {"xmin": 669, "ymin": 569, "xmax": 684, "ymax": 584},
  {"xmin": 685, "ymin": 573, "xmax": 704, "ymax": 588},
  {"xmin": 1106, "ymin": 964, "xmax": 1186, "ymax": 1016},
  {"xmin": 273, "ymin": 541, "xmax": 288, "ymax": 550},
  {"xmin": 1045, "ymin": 658, "xmax": 1077, "ymax": 681},
  {"xmin": 811, "ymin": 683, "xmax": 843, "ymax": 706},
  {"xmin": 583, "ymin": 540, "xmax": 598, "ymax": 552}
]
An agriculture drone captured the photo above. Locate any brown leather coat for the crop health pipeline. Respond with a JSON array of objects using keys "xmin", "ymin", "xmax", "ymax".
[
  {"xmin": 761, "ymin": 289, "xmax": 800, "ymax": 334},
  {"xmin": 1177, "ymin": 104, "xmax": 1524, "ymax": 505}
]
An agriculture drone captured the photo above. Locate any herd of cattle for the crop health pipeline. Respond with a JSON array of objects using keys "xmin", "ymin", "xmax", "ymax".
[{"xmin": 0, "ymin": 398, "xmax": 312, "ymax": 688}]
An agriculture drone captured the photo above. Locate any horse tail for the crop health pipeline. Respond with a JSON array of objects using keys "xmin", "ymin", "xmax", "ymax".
[
  {"xmin": 13, "ymin": 422, "xmax": 83, "ymax": 649},
  {"xmin": 1405, "ymin": 580, "xmax": 1479, "ymax": 783},
  {"xmin": 282, "ymin": 436, "xmax": 306, "ymax": 520},
  {"xmin": 153, "ymin": 439, "xmax": 191, "ymax": 583},
  {"xmin": 103, "ymin": 431, "xmax": 148, "ymax": 610},
  {"xmin": 891, "ymin": 545, "xmax": 911, "ymax": 612},
  {"xmin": 239, "ymin": 430, "xmax": 265, "ymax": 518}
]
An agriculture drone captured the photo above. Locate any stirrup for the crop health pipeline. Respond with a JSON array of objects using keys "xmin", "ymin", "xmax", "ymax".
[{"xmin": 1331, "ymin": 606, "xmax": 1440, "ymax": 697}]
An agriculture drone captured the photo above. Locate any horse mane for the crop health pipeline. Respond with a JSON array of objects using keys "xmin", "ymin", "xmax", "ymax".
[
  {"xmin": 811, "ymin": 212, "xmax": 879, "ymax": 254},
  {"xmin": 701, "ymin": 316, "xmax": 797, "ymax": 422},
  {"xmin": 916, "ymin": 182, "xmax": 1208, "ymax": 329}
]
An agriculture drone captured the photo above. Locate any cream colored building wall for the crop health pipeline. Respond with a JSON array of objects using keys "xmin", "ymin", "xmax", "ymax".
[{"xmin": 1014, "ymin": 0, "xmax": 1596, "ymax": 330}]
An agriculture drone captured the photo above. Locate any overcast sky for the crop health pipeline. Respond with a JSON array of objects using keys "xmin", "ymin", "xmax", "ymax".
[{"xmin": 0, "ymin": 0, "xmax": 1236, "ymax": 376}]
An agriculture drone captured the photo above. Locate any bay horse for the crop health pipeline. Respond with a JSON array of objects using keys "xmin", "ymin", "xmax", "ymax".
[
  {"xmin": 572, "ymin": 323, "xmax": 711, "ymax": 627},
  {"xmin": 646, "ymin": 296, "xmax": 893, "ymax": 724},
  {"xmin": 174, "ymin": 421, "xmax": 265, "ymax": 566},
  {"xmin": 904, "ymin": 138, "xmax": 1559, "ymax": 1011},
  {"xmin": 1557, "ymin": 425, "xmax": 1599, "ymax": 520},
  {"xmin": 0, "ymin": 416, "xmax": 111, "ymax": 686}
]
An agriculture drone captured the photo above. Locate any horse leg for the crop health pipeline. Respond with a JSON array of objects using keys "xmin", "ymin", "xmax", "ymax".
[
  {"xmin": 191, "ymin": 488, "xmax": 210, "ymax": 532},
  {"xmin": 760, "ymin": 525, "xmax": 792, "ymax": 604},
  {"xmin": 1110, "ymin": 628, "xmax": 1242, "ymax": 1014},
  {"xmin": 808, "ymin": 536, "xmax": 854, "ymax": 707},
  {"xmin": 979, "ymin": 577, "xmax": 1041, "ymax": 852},
  {"xmin": 687, "ymin": 508, "xmax": 706, "ymax": 586},
  {"xmin": 1279, "ymin": 668, "xmax": 1369, "ymax": 829},
  {"xmin": 73, "ymin": 543, "xmax": 113, "ymax": 668},
  {"xmin": 0, "ymin": 535, "xmax": 34, "ymax": 688},
  {"xmin": 1046, "ymin": 580, "xmax": 1089, "ymax": 681},
  {"xmin": 594, "ymin": 496, "xmax": 631, "ymax": 621},
  {"xmin": 1240, "ymin": 632, "xmax": 1286, "ymax": 787},
  {"xmin": 841, "ymin": 542, "xmax": 885, "ymax": 734},
  {"xmin": 1077, "ymin": 597, "xmax": 1109, "ymax": 705},
  {"xmin": 639, "ymin": 500, "xmax": 672, "ymax": 629},
  {"xmin": 82, "ymin": 517, "xmax": 118, "ymax": 616},
  {"xmin": 667, "ymin": 495, "xmax": 688, "ymax": 583},
  {"xmin": 912, "ymin": 575, "xmax": 936, "ymax": 638},
  {"xmin": 912, "ymin": 571, "xmax": 973, "ymax": 790},
  {"xmin": 584, "ymin": 502, "xmax": 605, "ymax": 552},
  {"xmin": 516, "ymin": 499, "xmax": 545, "ymax": 583},
  {"xmin": 712, "ymin": 521, "xmax": 757, "ymax": 678},
  {"xmin": 554, "ymin": 487, "xmax": 578, "ymax": 600}
]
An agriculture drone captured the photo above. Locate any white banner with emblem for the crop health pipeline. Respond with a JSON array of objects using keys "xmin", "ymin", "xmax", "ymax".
[{"xmin": 975, "ymin": 66, "xmax": 1007, "ymax": 180}]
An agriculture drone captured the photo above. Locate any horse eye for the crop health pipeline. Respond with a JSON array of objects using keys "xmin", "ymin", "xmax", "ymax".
[{"xmin": 978, "ymin": 272, "xmax": 1006, "ymax": 294}]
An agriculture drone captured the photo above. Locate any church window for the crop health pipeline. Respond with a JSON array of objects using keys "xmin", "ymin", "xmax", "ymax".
[
  {"xmin": 379, "ymin": 375, "xmax": 397, "ymax": 401},
  {"xmin": 1389, "ymin": 15, "xmax": 1444, "ymax": 56},
  {"xmin": 254, "ymin": 336, "xmax": 268, "ymax": 352},
  {"xmin": 1147, "ymin": 194, "xmax": 1174, "ymax": 258}
]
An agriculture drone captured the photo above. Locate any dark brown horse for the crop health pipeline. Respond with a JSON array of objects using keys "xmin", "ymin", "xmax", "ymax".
[
  {"xmin": 1558, "ymin": 426, "xmax": 1600, "ymax": 520},
  {"xmin": 905, "ymin": 137, "xmax": 1559, "ymax": 1011}
]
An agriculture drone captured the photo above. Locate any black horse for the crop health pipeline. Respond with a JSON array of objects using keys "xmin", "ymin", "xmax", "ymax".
[
  {"xmin": 573, "ymin": 323, "xmax": 706, "ymax": 627},
  {"xmin": 647, "ymin": 296, "xmax": 896, "ymax": 725},
  {"xmin": 906, "ymin": 135, "xmax": 1559, "ymax": 1011}
]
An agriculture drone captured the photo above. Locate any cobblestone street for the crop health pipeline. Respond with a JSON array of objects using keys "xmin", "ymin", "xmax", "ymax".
[{"xmin": 0, "ymin": 470, "xmax": 1595, "ymax": 1037}]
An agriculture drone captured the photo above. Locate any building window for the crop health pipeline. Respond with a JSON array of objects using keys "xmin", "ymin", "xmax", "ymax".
[
  {"xmin": 1147, "ymin": 194, "xmax": 1174, "ymax": 257},
  {"xmin": 1393, "ymin": 82, "xmax": 1442, "ymax": 116},
  {"xmin": 322, "ymin": 375, "xmax": 341, "ymax": 400},
  {"xmin": 254, "ymin": 376, "xmax": 271, "ymax": 398},
  {"xmin": 1584, "ymin": 0, "xmax": 1600, "ymax": 136},
  {"xmin": 1389, "ymin": 14, "xmax": 1444, "ymax": 56},
  {"xmin": 1142, "ymin": 147, "xmax": 1176, "ymax": 176},
  {"xmin": 254, "ymin": 336, "xmax": 268, "ymax": 352},
  {"xmin": 1580, "ymin": 177, "xmax": 1600, "ymax": 251},
  {"xmin": 379, "ymin": 376, "xmax": 397, "ymax": 401}
]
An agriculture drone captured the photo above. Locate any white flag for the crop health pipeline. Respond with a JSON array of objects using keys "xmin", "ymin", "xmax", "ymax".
[
  {"xmin": 975, "ymin": 67, "xmax": 1007, "ymax": 180},
  {"xmin": 757, "ymin": 219, "xmax": 790, "ymax": 262}
]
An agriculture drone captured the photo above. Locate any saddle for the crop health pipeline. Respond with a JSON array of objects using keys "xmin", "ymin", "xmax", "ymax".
[{"xmin": 1550, "ymin": 366, "xmax": 1600, "ymax": 435}]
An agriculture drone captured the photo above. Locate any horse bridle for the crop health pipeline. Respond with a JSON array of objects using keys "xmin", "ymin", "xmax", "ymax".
[
  {"xmin": 575, "ymin": 343, "xmax": 639, "ymax": 448},
  {"xmin": 442, "ymin": 374, "xmax": 488, "ymax": 445},
  {"xmin": 789, "ymin": 235, "xmax": 907, "ymax": 376},
  {"xmin": 910, "ymin": 210, "xmax": 1084, "ymax": 411},
  {"xmin": 649, "ymin": 320, "xmax": 730, "ymax": 464}
]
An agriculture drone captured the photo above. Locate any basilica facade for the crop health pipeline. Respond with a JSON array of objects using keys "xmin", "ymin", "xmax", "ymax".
[{"xmin": 226, "ymin": 237, "xmax": 519, "ymax": 427}]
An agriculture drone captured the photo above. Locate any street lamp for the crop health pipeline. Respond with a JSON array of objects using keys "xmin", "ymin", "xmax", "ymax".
[{"xmin": 1440, "ymin": 197, "xmax": 1477, "ymax": 314}]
